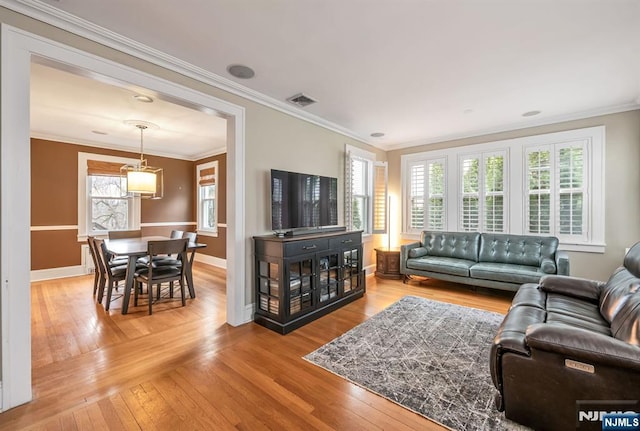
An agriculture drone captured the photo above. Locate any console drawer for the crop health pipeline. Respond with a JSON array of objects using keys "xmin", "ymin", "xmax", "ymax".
[
  {"xmin": 284, "ymin": 238, "xmax": 329, "ymax": 256},
  {"xmin": 329, "ymin": 232, "xmax": 361, "ymax": 249}
]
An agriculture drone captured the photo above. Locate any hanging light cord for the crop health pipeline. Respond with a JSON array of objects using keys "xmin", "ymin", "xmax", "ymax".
[{"xmin": 137, "ymin": 124, "xmax": 148, "ymax": 166}]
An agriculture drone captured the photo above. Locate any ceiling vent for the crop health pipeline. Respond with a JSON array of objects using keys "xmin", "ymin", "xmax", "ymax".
[{"xmin": 286, "ymin": 93, "xmax": 317, "ymax": 108}]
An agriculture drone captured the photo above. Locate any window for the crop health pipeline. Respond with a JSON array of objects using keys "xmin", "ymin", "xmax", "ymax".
[
  {"xmin": 345, "ymin": 145, "xmax": 388, "ymax": 235},
  {"xmin": 88, "ymin": 175, "xmax": 130, "ymax": 231},
  {"xmin": 460, "ymin": 152, "xmax": 506, "ymax": 232},
  {"xmin": 197, "ymin": 161, "xmax": 218, "ymax": 236},
  {"xmin": 401, "ymin": 126, "xmax": 604, "ymax": 252},
  {"xmin": 78, "ymin": 153, "xmax": 141, "ymax": 239},
  {"xmin": 407, "ymin": 159, "xmax": 446, "ymax": 232},
  {"xmin": 526, "ymin": 142, "xmax": 586, "ymax": 242}
]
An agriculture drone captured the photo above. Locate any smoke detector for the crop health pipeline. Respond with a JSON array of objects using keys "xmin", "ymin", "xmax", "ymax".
[{"xmin": 286, "ymin": 93, "xmax": 317, "ymax": 108}]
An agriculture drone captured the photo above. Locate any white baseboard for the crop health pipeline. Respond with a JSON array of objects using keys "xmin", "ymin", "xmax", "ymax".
[
  {"xmin": 31, "ymin": 265, "xmax": 88, "ymax": 282},
  {"xmin": 364, "ymin": 264, "xmax": 376, "ymax": 275},
  {"xmin": 194, "ymin": 253, "xmax": 226, "ymax": 269}
]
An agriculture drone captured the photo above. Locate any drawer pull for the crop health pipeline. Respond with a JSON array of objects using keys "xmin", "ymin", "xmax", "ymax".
[
  {"xmin": 303, "ymin": 245, "xmax": 317, "ymax": 250},
  {"xmin": 342, "ymin": 239, "xmax": 353, "ymax": 244}
]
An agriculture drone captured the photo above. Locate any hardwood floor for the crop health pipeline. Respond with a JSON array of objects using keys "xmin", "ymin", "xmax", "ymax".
[{"xmin": 1, "ymin": 264, "xmax": 514, "ymax": 430}]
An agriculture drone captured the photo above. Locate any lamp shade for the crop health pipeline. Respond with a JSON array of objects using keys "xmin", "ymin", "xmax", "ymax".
[{"xmin": 127, "ymin": 170, "xmax": 157, "ymax": 194}]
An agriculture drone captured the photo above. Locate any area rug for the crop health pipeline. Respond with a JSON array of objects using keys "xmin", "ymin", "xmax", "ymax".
[{"xmin": 304, "ymin": 295, "xmax": 528, "ymax": 431}]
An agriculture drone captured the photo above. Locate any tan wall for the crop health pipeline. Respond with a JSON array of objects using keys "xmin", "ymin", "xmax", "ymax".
[
  {"xmin": 387, "ymin": 110, "xmax": 640, "ymax": 281},
  {"xmin": 31, "ymin": 138, "xmax": 196, "ymax": 270}
]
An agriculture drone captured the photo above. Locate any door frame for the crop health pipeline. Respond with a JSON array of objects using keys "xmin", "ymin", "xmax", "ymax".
[{"xmin": 1, "ymin": 25, "xmax": 247, "ymax": 410}]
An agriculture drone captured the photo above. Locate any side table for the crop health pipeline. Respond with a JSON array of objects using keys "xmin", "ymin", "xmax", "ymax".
[{"xmin": 374, "ymin": 247, "xmax": 402, "ymax": 279}]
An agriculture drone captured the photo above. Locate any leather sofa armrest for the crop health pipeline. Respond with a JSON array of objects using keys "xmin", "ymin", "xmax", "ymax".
[
  {"xmin": 539, "ymin": 274, "xmax": 603, "ymax": 303},
  {"xmin": 525, "ymin": 323, "xmax": 640, "ymax": 371},
  {"xmin": 555, "ymin": 250, "xmax": 570, "ymax": 275},
  {"xmin": 400, "ymin": 242, "xmax": 421, "ymax": 274}
]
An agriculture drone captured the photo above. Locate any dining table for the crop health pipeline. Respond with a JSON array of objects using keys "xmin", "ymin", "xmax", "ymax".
[{"xmin": 105, "ymin": 235, "xmax": 206, "ymax": 314}]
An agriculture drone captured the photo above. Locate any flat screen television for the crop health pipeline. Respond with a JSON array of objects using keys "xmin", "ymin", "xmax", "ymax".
[{"xmin": 271, "ymin": 169, "xmax": 338, "ymax": 232}]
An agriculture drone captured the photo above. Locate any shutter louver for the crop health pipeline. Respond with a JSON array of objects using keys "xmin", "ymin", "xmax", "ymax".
[
  {"xmin": 526, "ymin": 149, "xmax": 552, "ymax": 234},
  {"xmin": 484, "ymin": 155, "xmax": 504, "ymax": 232}
]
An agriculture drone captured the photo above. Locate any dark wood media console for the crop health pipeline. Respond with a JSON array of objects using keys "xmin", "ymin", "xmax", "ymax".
[{"xmin": 253, "ymin": 230, "xmax": 365, "ymax": 334}]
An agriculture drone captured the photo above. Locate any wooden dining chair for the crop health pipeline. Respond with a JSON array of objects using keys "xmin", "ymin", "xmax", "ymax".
[
  {"xmin": 94, "ymin": 238, "xmax": 128, "ymax": 310},
  {"xmin": 108, "ymin": 229, "xmax": 142, "ymax": 240},
  {"xmin": 134, "ymin": 238, "xmax": 189, "ymax": 315},
  {"xmin": 87, "ymin": 236, "xmax": 102, "ymax": 296}
]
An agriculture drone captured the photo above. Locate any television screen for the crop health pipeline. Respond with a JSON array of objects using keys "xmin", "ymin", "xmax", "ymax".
[{"xmin": 271, "ymin": 169, "xmax": 338, "ymax": 231}]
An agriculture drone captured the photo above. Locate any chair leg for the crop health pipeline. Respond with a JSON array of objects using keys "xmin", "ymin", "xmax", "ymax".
[
  {"xmin": 169, "ymin": 281, "xmax": 174, "ymax": 298},
  {"xmin": 105, "ymin": 280, "xmax": 114, "ymax": 311},
  {"xmin": 180, "ymin": 279, "xmax": 186, "ymax": 306},
  {"xmin": 156, "ymin": 284, "xmax": 161, "ymax": 300},
  {"xmin": 149, "ymin": 283, "xmax": 153, "ymax": 315},
  {"xmin": 97, "ymin": 276, "xmax": 107, "ymax": 304},
  {"xmin": 93, "ymin": 272, "xmax": 99, "ymax": 295},
  {"xmin": 134, "ymin": 281, "xmax": 139, "ymax": 307}
]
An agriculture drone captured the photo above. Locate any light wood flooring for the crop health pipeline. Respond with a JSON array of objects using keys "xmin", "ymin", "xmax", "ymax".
[{"xmin": 0, "ymin": 263, "xmax": 514, "ymax": 430}]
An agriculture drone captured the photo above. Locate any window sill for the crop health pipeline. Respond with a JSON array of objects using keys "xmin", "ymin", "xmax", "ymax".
[{"xmin": 196, "ymin": 230, "xmax": 218, "ymax": 238}]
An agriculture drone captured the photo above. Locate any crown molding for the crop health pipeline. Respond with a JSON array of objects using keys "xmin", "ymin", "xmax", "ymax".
[
  {"xmin": 0, "ymin": 0, "xmax": 373, "ymax": 146},
  {"xmin": 382, "ymin": 102, "xmax": 640, "ymax": 152}
]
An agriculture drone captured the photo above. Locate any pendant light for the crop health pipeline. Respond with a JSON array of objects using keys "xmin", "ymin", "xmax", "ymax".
[{"xmin": 121, "ymin": 124, "xmax": 163, "ymax": 199}]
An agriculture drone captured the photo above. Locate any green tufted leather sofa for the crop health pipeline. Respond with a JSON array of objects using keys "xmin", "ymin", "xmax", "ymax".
[{"xmin": 400, "ymin": 231, "xmax": 570, "ymax": 291}]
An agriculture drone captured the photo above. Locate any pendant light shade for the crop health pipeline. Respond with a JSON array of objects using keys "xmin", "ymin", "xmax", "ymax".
[{"xmin": 121, "ymin": 124, "xmax": 164, "ymax": 199}]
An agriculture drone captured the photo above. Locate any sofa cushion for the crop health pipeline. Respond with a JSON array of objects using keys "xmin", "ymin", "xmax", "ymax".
[
  {"xmin": 510, "ymin": 283, "xmax": 546, "ymax": 310},
  {"xmin": 610, "ymin": 293, "xmax": 640, "ymax": 345},
  {"xmin": 421, "ymin": 231, "xmax": 480, "ymax": 262},
  {"xmin": 408, "ymin": 247, "xmax": 428, "ymax": 258},
  {"xmin": 470, "ymin": 262, "xmax": 543, "ymax": 285},
  {"xmin": 479, "ymin": 233, "xmax": 558, "ymax": 268},
  {"xmin": 406, "ymin": 256, "xmax": 475, "ymax": 277},
  {"xmin": 599, "ymin": 267, "xmax": 640, "ymax": 323},
  {"xmin": 544, "ymin": 293, "xmax": 612, "ymax": 335}
]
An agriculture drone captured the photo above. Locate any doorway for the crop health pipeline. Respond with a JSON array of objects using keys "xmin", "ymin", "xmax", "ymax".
[{"xmin": 1, "ymin": 25, "xmax": 247, "ymax": 410}]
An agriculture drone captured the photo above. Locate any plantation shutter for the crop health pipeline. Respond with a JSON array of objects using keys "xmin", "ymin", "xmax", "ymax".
[
  {"xmin": 483, "ymin": 154, "xmax": 505, "ymax": 232},
  {"xmin": 526, "ymin": 148, "xmax": 552, "ymax": 234},
  {"xmin": 556, "ymin": 143, "xmax": 586, "ymax": 239},
  {"xmin": 409, "ymin": 162, "xmax": 425, "ymax": 231},
  {"xmin": 344, "ymin": 150, "xmax": 353, "ymax": 230},
  {"xmin": 87, "ymin": 160, "xmax": 126, "ymax": 176},
  {"xmin": 460, "ymin": 156, "xmax": 480, "ymax": 231},
  {"xmin": 427, "ymin": 160, "xmax": 445, "ymax": 230},
  {"xmin": 372, "ymin": 161, "xmax": 388, "ymax": 234}
]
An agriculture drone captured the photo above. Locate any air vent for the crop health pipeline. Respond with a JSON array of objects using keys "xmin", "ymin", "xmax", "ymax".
[{"xmin": 286, "ymin": 93, "xmax": 317, "ymax": 107}]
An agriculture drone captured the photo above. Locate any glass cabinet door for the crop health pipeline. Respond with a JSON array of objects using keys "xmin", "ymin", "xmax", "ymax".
[
  {"xmin": 342, "ymin": 247, "xmax": 361, "ymax": 295},
  {"xmin": 288, "ymin": 258, "xmax": 314, "ymax": 315},
  {"xmin": 257, "ymin": 260, "xmax": 280, "ymax": 316},
  {"xmin": 318, "ymin": 252, "xmax": 340, "ymax": 305}
]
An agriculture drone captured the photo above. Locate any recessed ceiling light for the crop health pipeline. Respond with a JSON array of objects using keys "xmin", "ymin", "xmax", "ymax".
[
  {"xmin": 522, "ymin": 110, "xmax": 541, "ymax": 117},
  {"xmin": 133, "ymin": 95, "xmax": 153, "ymax": 103},
  {"xmin": 463, "ymin": 109, "xmax": 474, "ymax": 114},
  {"xmin": 91, "ymin": 130, "xmax": 108, "ymax": 135},
  {"xmin": 227, "ymin": 64, "xmax": 255, "ymax": 79},
  {"xmin": 370, "ymin": 132, "xmax": 385, "ymax": 138}
]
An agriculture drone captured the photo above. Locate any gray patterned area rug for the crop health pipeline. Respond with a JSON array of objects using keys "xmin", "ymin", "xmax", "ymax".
[{"xmin": 304, "ymin": 295, "xmax": 527, "ymax": 431}]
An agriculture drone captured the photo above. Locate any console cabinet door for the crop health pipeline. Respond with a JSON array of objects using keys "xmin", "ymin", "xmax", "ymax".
[
  {"xmin": 342, "ymin": 246, "xmax": 363, "ymax": 295},
  {"xmin": 256, "ymin": 258, "xmax": 282, "ymax": 319},
  {"xmin": 286, "ymin": 257, "xmax": 315, "ymax": 317},
  {"xmin": 317, "ymin": 251, "xmax": 340, "ymax": 306}
]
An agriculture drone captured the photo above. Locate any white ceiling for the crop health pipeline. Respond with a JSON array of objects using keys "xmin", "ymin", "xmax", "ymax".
[
  {"xmin": 30, "ymin": 62, "xmax": 228, "ymax": 160},
  {"xmin": 24, "ymin": 0, "xmax": 640, "ymax": 151}
]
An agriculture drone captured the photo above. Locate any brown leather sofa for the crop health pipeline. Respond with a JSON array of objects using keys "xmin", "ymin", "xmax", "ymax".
[{"xmin": 490, "ymin": 243, "xmax": 640, "ymax": 431}]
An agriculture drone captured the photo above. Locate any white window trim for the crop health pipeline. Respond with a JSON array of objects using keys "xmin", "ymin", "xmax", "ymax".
[
  {"xmin": 346, "ymin": 144, "xmax": 376, "ymax": 237},
  {"xmin": 196, "ymin": 160, "xmax": 219, "ymax": 237},
  {"xmin": 77, "ymin": 152, "xmax": 141, "ymax": 241},
  {"xmin": 401, "ymin": 126, "xmax": 605, "ymax": 253}
]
